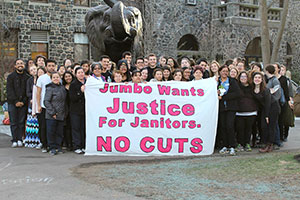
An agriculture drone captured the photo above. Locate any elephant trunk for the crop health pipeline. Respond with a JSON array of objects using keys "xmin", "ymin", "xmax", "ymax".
[{"xmin": 110, "ymin": 1, "xmax": 136, "ymax": 41}]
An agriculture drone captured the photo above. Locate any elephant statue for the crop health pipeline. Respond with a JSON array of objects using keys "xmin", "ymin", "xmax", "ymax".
[{"xmin": 85, "ymin": 0, "xmax": 143, "ymax": 63}]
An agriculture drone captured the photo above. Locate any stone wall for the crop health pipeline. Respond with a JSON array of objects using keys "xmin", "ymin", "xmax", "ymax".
[{"xmin": 1, "ymin": 0, "xmax": 300, "ymax": 72}]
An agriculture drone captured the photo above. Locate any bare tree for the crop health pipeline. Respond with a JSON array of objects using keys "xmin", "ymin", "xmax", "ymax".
[{"xmin": 259, "ymin": 0, "xmax": 289, "ymax": 66}]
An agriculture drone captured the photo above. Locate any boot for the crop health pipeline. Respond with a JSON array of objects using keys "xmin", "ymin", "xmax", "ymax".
[{"xmin": 259, "ymin": 144, "xmax": 270, "ymax": 153}]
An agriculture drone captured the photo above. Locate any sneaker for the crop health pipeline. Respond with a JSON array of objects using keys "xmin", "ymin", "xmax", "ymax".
[
  {"xmin": 42, "ymin": 148, "xmax": 48, "ymax": 153},
  {"xmin": 81, "ymin": 149, "xmax": 85, "ymax": 153},
  {"xmin": 74, "ymin": 149, "xmax": 83, "ymax": 154},
  {"xmin": 36, "ymin": 143, "xmax": 42, "ymax": 149},
  {"xmin": 273, "ymin": 144, "xmax": 281, "ymax": 150},
  {"xmin": 229, "ymin": 147, "xmax": 236, "ymax": 156},
  {"xmin": 49, "ymin": 149, "xmax": 56, "ymax": 156},
  {"xmin": 56, "ymin": 149, "xmax": 64, "ymax": 154},
  {"xmin": 17, "ymin": 140, "xmax": 23, "ymax": 147},
  {"xmin": 245, "ymin": 144, "xmax": 252, "ymax": 152},
  {"xmin": 235, "ymin": 144, "xmax": 244, "ymax": 152},
  {"xmin": 11, "ymin": 142, "xmax": 18, "ymax": 148},
  {"xmin": 219, "ymin": 147, "xmax": 228, "ymax": 154}
]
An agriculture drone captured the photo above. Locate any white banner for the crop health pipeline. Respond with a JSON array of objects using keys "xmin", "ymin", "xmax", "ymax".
[{"xmin": 85, "ymin": 78, "xmax": 219, "ymax": 156}]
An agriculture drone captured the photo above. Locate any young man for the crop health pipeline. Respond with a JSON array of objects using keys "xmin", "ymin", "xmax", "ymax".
[
  {"xmin": 7, "ymin": 59, "xmax": 30, "ymax": 147},
  {"xmin": 135, "ymin": 57, "xmax": 144, "ymax": 71},
  {"xmin": 36, "ymin": 59, "xmax": 57, "ymax": 152},
  {"xmin": 100, "ymin": 55, "xmax": 112, "ymax": 82},
  {"xmin": 196, "ymin": 58, "xmax": 210, "ymax": 79},
  {"xmin": 122, "ymin": 51, "xmax": 134, "ymax": 71},
  {"xmin": 146, "ymin": 53, "xmax": 158, "ymax": 81}
]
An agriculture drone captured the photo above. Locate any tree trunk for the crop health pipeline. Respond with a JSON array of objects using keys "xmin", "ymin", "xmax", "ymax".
[
  {"xmin": 270, "ymin": 0, "xmax": 289, "ymax": 63},
  {"xmin": 259, "ymin": 0, "xmax": 271, "ymax": 66}
]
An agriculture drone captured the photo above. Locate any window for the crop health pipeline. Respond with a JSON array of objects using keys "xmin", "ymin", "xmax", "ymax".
[
  {"xmin": 0, "ymin": 28, "xmax": 18, "ymax": 71},
  {"xmin": 74, "ymin": 33, "xmax": 89, "ymax": 62},
  {"xmin": 74, "ymin": 0, "xmax": 89, "ymax": 7},
  {"xmin": 31, "ymin": 31, "xmax": 48, "ymax": 59},
  {"xmin": 279, "ymin": 0, "xmax": 284, "ymax": 8}
]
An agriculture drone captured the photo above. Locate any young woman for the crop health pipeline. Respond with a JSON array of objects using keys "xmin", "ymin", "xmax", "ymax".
[
  {"xmin": 235, "ymin": 71, "xmax": 257, "ymax": 152},
  {"xmin": 167, "ymin": 57, "xmax": 179, "ymax": 72},
  {"xmin": 251, "ymin": 72, "xmax": 272, "ymax": 152},
  {"xmin": 218, "ymin": 65, "xmax": 241, "ymax": 155},
  {"xmin": 162, "ymin": 66, "xmax": 172, "ymax": 81},
  {"xmin": 58, "ymin": 66, "xmax": 66, "ymax": 78},
  {"xmin": 192, "ymin": 66, "xmax": 204, "ymax": 81},
  {"xmin": 81, "ymin": 60, "xmax": 90, "ymax": 78},
  {"xmin": 141, "ymin": 68, "xmax": 148, "ymax": 83},
  {"xmin": 229, "ymin": 67, "xmax": 239, "ymax": 79},
  {"xmin": 173, "ymin": 69, "xmax": 183, "ymax": 81},
  {"xmin": 69, "ymin": 67, "xmax": 86, "ymax": 154},
  {"xmin": 44, "ymin": 72, "xmax": 67, "ymax": 155},
  {"xmin": 182, "ymin": 67, "xmax": 191, "ymax": 82},
  {"xmin": 62, "ymin": 71, "xmax": 74, "ymax": 151},
  {"xmin": 24, "ymin": 65, "xmax": 42, "ymax": 148},
  {"xmin": 258, "ymin": 64, "xmax": 281, "ymax": 152},
  {"xmin": 210, "ymin": 61, "xmax": 220, "ymax": 77},
  {"xmin": 117, "ymin": 60, "xmax": 131, "ymax": 82},
  {"xmin": 150, "ymin": 68, "xmax": 163, "ymax": 82}
]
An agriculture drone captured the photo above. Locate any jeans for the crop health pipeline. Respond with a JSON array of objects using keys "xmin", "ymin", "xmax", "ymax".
[
  {"xmin": 37, "ymin": 108, "xmax": 47, "ymax": 148},
  {"xmin": 70, "ymin": 114, "xmax": 85, "ymax": 150},
  {"xmin": 46, "ymin": 119, "xmax": 64, "ymax": 150},
  {"xmin": 8, "ymin": 103, "xmax": 27, "ymax": 142}
]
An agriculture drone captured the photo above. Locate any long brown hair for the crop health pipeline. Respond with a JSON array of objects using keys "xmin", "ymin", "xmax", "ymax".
[{"xmin": 251, "ymin": 72, "xmax": 266, "ymax": 92}]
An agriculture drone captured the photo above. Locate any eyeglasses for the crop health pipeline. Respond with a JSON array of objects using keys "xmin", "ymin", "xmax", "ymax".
[{"xmin": 94, "ymin": 68, "xmax": 101, "ymax": 70}]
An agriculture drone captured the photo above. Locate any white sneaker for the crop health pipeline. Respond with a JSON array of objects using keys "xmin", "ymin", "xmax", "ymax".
[
  {"xmin": 36, "ymin": 143, "xmax": 42, "ymax": 149},
  {"xmin": 219, "ymin": 147, "xmax": 228, "ymax": 154},
  {"xmin": 41, "ymin": 148, "xmax": 48, "ymax": 153},
  {"xmin": 17, "ymin": 140, "xmax": 23, "ymax": 147},
  {"xmin": 229, "ymin": 147, "xmax": 236, "ymax": 156},
  {"xmin": 81, "ymin": 149, "xmax": 85, "ymax": 153},
  {"xmin": 11, "ymin": 142, "xmax": 18, "ymax": 148},
  {"xmin": 74, "ymin": 149, "xmax": 83, "ymax": 154}
]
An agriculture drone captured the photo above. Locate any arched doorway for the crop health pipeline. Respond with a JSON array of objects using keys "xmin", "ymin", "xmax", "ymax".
[
  {"xmin": 177, "ymin": 34, "xmax": 201, "ymax": 61},
  {"xmin": 244, "ymin": 37, "xmax": 273, "ymax": 66}
]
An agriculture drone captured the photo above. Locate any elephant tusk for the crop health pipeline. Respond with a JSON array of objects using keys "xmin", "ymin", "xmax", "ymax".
[{"xmin": 103, "ymin": 0, "xmax": 118, "ymax": 8}]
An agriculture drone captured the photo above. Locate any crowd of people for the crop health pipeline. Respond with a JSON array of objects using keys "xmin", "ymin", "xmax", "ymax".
[{"xmin": 6, "ymin": 51, "xmax": 297, "ymax": 156}]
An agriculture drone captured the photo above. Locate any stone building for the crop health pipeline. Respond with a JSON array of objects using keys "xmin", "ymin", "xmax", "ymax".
[{"xmin": 1, "ymin": 0, "xmax": 299, "ymax": 73}]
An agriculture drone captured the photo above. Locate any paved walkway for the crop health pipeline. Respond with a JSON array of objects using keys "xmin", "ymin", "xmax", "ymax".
[{"xmin": 0, "ymin": 116, "xmax": 299, "ymax": 200}]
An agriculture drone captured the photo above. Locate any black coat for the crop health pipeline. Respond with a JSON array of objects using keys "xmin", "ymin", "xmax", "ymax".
[
  {"xmin": 69, "ymin": 79, "xmax": 85, "ymax": 116},
  {"xmin": 218, "ymin": 77, "xmax": 241, "ymax": 112},
  {"xmin": 6, "ymin": 71, "xmax": 30, "ymax": 105},
  {"xmin": 253, "ymin": 88, "xmax": 271, "ymax": 118}
]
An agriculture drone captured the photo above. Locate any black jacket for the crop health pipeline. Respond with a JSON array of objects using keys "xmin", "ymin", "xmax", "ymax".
[
  {"xmin": 237, "ymin": 84, "xmax": 257, "ymax": 112},
  {"xmin": 218, "ymin": 77, "xmax": 241, "ymax": 112},
  {"xmin": 253, "ymin": 88, "xmax": 271, "ymax": 118},
  {"xmin": 69, "ymin": 79, "xmax": 85, "ymax": 115},
  {"xmin": 26, "ymin": 76, "xmax": 34, "ymax": 101},
  {"xmin": 6, "ymin": 71, "xmax": 30, "ymax": 105},
  {"xmin": 44, "ymin": 83, "xmax": 67, "ymax": 121}
]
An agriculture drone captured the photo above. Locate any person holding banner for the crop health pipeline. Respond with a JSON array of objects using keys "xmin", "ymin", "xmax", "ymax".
[
  {"xmin": 131, "ymin": 70, "xmax": 142, "ymax": 84},
  {"xmin": 192, "ymin": 66, "xmax": 204, "ymax": 81},
  {"xmin": 218, "ymin": 65, "xmax": 241, "ymax": 155},
  {"xmin": 69, "ymin": 67, "xmax": 86, "ymax": 154},
  {"xmin": 90, "ymin": 62, "xmax": 105, "ymax": 82},
  {"xmin": 116, "ymin": 60, "xmax": 131, "ymax": 82},
  {"xmin": 172, "ymin": 69, "xmax": 183, "ymax": 81},
  {"xmin": 150, "ymin": 68, "xmax": 163, "ymax": 82}
]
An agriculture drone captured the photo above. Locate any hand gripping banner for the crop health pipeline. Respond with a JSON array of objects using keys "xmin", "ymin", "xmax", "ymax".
[{"xmin": 85, "ymin": 78, "xmax": 219, "ymax": 156}]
